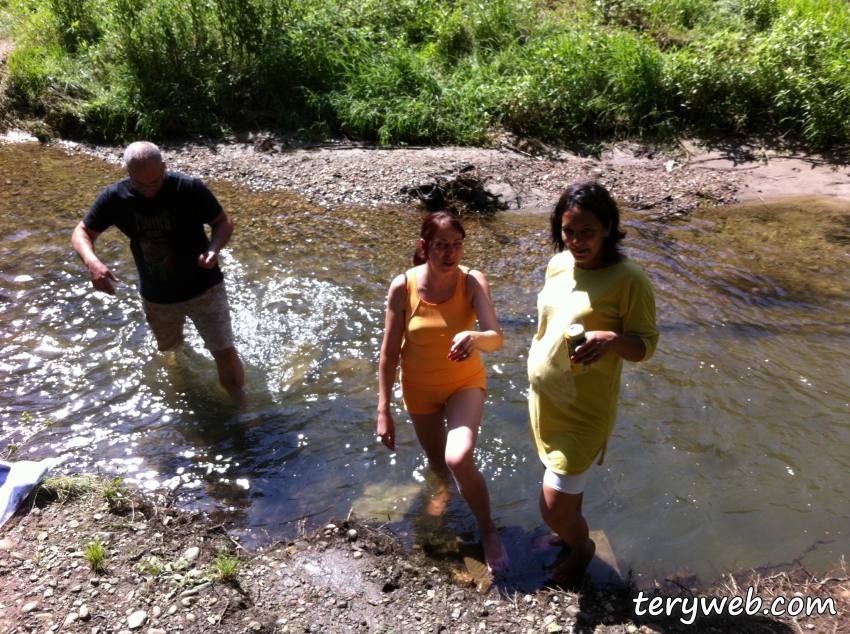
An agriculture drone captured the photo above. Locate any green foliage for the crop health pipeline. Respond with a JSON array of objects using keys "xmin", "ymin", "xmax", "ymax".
[
  {"xmin": 135, "ymin": 555, "xmax": 165, "ymax": 576},
  {"xmin": 2, "ymin": 0, "xmax": 850, "ymax": 148},
  {"xmin": 86, "ymin": 537, "xmax": 108, "ymax": 574},
  {"xmin": 3, "ymin": 441, "xmax": 18, "ymax": 460},
  {"xmin": 594, "ymin": 0, "xmax": 714, "ymax": 33},
  {"xmin": 102, "ymin": 476, "xmax": 131, "ymax": 512},
  {"xmin": 740, "ymin": 0, "xmax": 780, "ymax": 31},
  {"xmin": 34, "ymin": 474, "xmax": 98, "ymax": 504},
  {"xmin": 47, "ymin": 0, "xmax": 101, "ymax": 52},
  {"xmin": 20, "ymin": 411, "xmax": 53, "ymax": 426},
  {"xmin": 167, "ymin": 556, "xmax": 189, "ymax": 572},
  {"xmin": 210, "ymin": 547, "xmax": 240, "ymax": 581}
]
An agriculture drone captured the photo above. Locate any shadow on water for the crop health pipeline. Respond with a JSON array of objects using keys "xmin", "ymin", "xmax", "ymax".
[{"xmin": 2, "ymin": 141, "xmax": 850, "ymax": 588}]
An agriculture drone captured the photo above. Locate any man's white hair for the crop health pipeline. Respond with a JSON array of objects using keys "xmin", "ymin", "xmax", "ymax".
[{"xmin": 124, "ymin": 141, "xmax": 162, "ymax": 169}]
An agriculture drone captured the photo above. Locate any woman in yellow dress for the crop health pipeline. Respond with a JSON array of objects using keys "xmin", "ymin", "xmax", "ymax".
[
  {"xmin": 377, "ymin": 212, "xmax": 509, "ymax": 572},
  {"xmin": 528, "ymin": 183, "xmax": 659, "ymax": 586}
]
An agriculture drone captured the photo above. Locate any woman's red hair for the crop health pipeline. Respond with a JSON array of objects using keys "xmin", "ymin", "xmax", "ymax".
[{"xmin": 413, "ymin": 211, "xmax": 466, "ymax": 265}]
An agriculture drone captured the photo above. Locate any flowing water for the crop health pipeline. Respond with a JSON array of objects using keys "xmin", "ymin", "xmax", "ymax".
[{"xmin": 2, "ymin": 142, "xmax": 849, "ymax": 584}]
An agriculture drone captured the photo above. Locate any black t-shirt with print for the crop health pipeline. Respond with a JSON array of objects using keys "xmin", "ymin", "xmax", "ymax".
[{"xmin": 84, "ymin": 172, "xmax": 225, "ymax": 304}]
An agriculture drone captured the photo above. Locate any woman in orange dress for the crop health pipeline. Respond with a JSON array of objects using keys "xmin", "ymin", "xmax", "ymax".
[{"xmin": 377, "ymin": 211, "xmax": 509, "ymax": 572}]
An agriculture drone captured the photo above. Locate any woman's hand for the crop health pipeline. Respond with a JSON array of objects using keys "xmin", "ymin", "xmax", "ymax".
[
  {"xmin": 377, "ymin": 409, "xmax": 396, "ymax": 450},
  {"xmin": 572, "ymin": 331, "xmax": 617, "ymax": 366},
  {"xmin": 573, "ymin": 330, "xmax": 648, "ymax": 365},
  {"xmin": 448, "ymin": 331, "xmax": 478, "ymax": 362}
]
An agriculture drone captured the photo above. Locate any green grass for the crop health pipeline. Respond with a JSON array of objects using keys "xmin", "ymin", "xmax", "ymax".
[
  {"xmin": 34, "ymin": 474, "xmax": 99, "ymax": 504},
  {"xmin": 101, "ymin": 476, "xmax": 131, "ymax": 512},
  {"xmin": 210, "ymin": 547, "xmax": 240, "ymax": 581},
  {"xmin": 2, "ymin": 0, "xmax": 849, "ymax": 149},
  {"xmin": 86, "ymin": 537, "xmax": 108, "ymax": 574}
]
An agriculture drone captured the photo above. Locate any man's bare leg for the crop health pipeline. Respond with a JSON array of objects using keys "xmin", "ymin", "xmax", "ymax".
[{"xmin": 211, "ymin": 346, "xmax": 246, "ymax": 403}]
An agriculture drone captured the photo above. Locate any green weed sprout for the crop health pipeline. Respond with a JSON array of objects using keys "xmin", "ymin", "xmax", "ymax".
[
  {"xmin": 86, "ymin": 537, "xmax": 108, "ymax": 575},
  {"xmin": 210, "ymin": 547, "xmax": 240, "ymax": 581},
  {"xmin": 102, "ymin": 477, "xmax": 131, "ymax": 512},
  {"xmin": 136, "ymin": 555, "xmax": 164, "ymax": 576},
  {"xmin": 3, "ymin": 441, "xmax": 18, "ymax": 459}
]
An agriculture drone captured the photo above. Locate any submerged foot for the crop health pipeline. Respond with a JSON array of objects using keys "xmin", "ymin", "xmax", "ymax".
[
  {"xmin": 424, "ymin": 469, "xmax": 451, "ymax": 517},
  {"xmin": 531, "ymin": 534, "xmax": 567, "ymax": 554},
  {"xmin": 547, "ymin": 537, "xmax": 595, "ymax": 589},
  {"xmin": 481, "ymin": 527, "xmax": 509, "ymax": 573},
  {"xmin": 230, "ymin": 387, "xmax": 248, "ymax": 408},
  {"xmin": 426, "ymin": 483, "xmax": 451, "ymax": 517}
]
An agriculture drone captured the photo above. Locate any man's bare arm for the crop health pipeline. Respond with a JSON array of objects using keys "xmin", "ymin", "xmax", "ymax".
[
  {"xmin": 198, "ymin": 210, "xmax": 234, "ymax": 269},
  {"xmin": 72, "ymin": 221, "xmax": 119, "ymax": 295}
]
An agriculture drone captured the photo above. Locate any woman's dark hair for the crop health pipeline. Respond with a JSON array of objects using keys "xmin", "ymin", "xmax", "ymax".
[
  {"xmin": 550, "ymin": 181, "xmax": 626, "ymax": 257},
  {"xmin": 414, "ymin": 211, "xmax": 466, "ymax": 265}
]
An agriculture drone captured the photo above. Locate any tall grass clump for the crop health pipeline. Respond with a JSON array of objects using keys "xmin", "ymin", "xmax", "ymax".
[
  {"xmin": 33, "ymin": 474, "xmax": 99, "ymax": 504},
  {"xmin": 2, "ymin": 0, "xmax": 850, "ymax": 149},
  {"xmin": 492, "ymin": 27, "xmax": 672, "ymax": 140}
]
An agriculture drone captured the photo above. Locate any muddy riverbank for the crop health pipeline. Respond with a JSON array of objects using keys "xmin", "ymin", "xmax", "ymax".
[
  {"xmin": 5, "ymin": 130, "xmax": 848, "ymax": 218},
  {"xmin": 1, "ymin": 476, "xmax": 847, "ymax": 634}
]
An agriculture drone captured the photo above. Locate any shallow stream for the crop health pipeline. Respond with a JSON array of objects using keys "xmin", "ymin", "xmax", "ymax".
[{"xmin": 2, "ymin": 142, "xmax": 849, "ymax": 584}]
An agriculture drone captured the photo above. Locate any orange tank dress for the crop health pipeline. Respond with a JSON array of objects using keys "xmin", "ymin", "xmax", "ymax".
[{"xmin": 400, "ymin": 265, "xmax": 487, "ymax": 414}]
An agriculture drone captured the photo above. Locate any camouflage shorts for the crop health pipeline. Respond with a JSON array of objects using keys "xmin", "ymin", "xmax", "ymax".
[{"xmin": 140, "ymin": 283, "xmax": 235, "ymax": 353}]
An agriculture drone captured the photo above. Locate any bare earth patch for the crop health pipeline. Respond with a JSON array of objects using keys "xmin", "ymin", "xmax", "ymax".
[
  {"xmin": 58, "ymin": 136, "xmax": 739, "ymax": 219},
  {"xmin": 0, "ymin": 478, "xmax": 847, "ymax": 634},
  {"xmin": 48, "ymin": 133, "xmax": 850, "ymax": 225}
]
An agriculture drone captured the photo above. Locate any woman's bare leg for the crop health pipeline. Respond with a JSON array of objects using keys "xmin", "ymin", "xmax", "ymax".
[
  {"xmin": 410, "ymin": 408, "xmax": 450, "ymax": 477},
  {"xmin": 410, "ymin": 409, "xmax": 452, "ymax": 515},
  {"xmin": 443, "ymin": 388, "xmax": 508, "ymax": 572},
  {"xmin": 544, "ymin": 494, "xmax": 583, "ymax": 548},
  {"xmin": 539, "ymin": 484, "xmax": 595, "ymax": 587}
]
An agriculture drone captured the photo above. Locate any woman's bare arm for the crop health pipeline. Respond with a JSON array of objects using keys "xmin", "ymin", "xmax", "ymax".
[
  {"xmin": 377, "ymin": 274, "xmax": 407, "ymax": 449},
  {"xmin": 449, "ymin": 270, "xmax": 503, "ymax": 360}
]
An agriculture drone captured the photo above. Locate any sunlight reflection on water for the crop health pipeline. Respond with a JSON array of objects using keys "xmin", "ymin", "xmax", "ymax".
[{"xmin": 2, "ymin": 142, "xmax": 850, "ymax": 584}]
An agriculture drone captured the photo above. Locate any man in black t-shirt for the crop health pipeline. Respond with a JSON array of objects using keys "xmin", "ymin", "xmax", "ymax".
[{"xmin": 72, "ymin": 141, "xmax": 245, "ymax": 400}]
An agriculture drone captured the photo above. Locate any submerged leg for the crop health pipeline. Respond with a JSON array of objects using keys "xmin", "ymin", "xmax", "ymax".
[
  {"xmin": 443, "ymin": 388, "xmax": 508, "ymax": 573},
  {"xmin": 410, "ymin": 409, "xmax": 451, "ymax": 515},
  {"xmin": 539, "ymin": 485, "xmax": 595, "ymax": 588},
  {"xmin": 410, "ymin": 408, "xmax": 450, "ymax": 477},
  {"xmin": 211, "ymin": 346, "xmax": 246, "ymax": 403}
]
